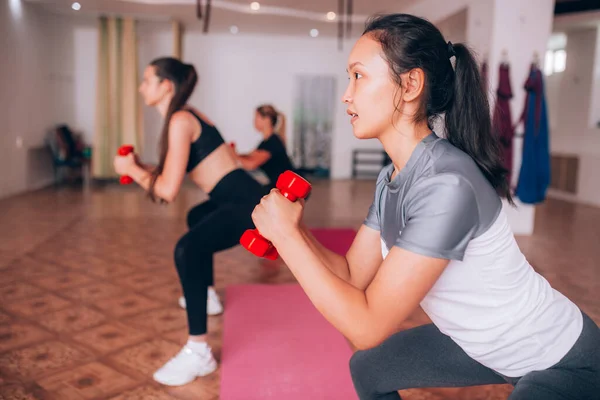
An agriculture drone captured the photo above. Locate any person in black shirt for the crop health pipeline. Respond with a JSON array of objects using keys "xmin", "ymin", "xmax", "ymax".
[{"xmin": 234, "ymin": 104, "xmax": 295, "ymax": 189}]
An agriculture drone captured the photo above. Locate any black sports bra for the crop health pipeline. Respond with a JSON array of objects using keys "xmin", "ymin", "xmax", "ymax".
[{"xmin": 185, "ymin": 110, "xmax": 225, "ymax": 172}]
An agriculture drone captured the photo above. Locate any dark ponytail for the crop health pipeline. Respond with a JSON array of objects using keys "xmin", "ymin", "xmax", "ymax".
[
  {"xmin": 445, "ymin": 44, "xmax": 512, "ymax": 204},
  {"xmin": 364, "ymin": 14, "xmax": 513, "ymax": 204},
  {"xmin": 148, "ymin": 57, "xmax": 198, "ymax": 202}
]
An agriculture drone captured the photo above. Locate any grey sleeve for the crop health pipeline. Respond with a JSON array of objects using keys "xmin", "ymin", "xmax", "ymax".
[
  {"xmin": 395, "ymin": 174, "xmax": 479, "ymax": 261},
  {"xmin": 363, "ymin": 201, "xmax": 380, "ymax": 231},
  {"xmin": 363, "ymin": 167, "xmax": 392, "ymax": 231}
]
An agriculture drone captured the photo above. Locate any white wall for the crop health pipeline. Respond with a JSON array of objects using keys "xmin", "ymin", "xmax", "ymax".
[
  {"xmin": 548, "ymin": 29, "xmax": 597, "ymax": 154},
  {"xmin": 437, "ymin": 8, "xmax": 467, "ymax": 44},
  {"xmin": 1, "ymin": 0, "xmax": 51, "ymax": 198},
  {"xmin": 404, "ymin": 0, "xmax": 472, "ymax": 28},
  {"xmin": 466, "ymin": 0, "xmax": 494, "ymax": 61},
  {"xmin": 73, "ymin": 21, "xmax": 98, "ymax": 146},
  {"xmin": 0, "ymin": 1, "xmax": 96, "ymax": 199},
  {"xmin": 136, "ymin": 24, "xmax": 380, "ymax": 178},
  {"xmin": 546, "ymin": 26, "xmax": 600, "ymax": 207}
]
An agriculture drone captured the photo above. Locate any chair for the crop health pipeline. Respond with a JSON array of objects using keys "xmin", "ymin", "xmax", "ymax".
[{"xmin": 45, "ymin": 125, "xmax": 90, "ymax": 185}]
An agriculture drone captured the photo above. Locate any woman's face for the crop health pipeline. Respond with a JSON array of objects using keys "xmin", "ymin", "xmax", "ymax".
[
  {"xmin": 342, "ymin": 34, "xmax": 401, "ymax": 140},
  {"xmin": 254, "ymin": 111, "xmax": 270, "ymax": 132},
  {"xmin": 139, "ymin": 66, "xmax": 172, "ymax": 106}
]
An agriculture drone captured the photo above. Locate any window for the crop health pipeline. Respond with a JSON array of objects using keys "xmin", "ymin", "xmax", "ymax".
[
  {"xmin": 545, "ymin": 49, "xmax": 567, "ymax": 76},
  {"xmin": 553, "ymin": 50, "xmax": 567, "ymax": 73},
  {"xmin": 545, "ymin": 33, "xmax": 567, "ymax": 76},
  {"xmin": 544, "ymin": 50, "xmax": 554, "ymax": 76}
]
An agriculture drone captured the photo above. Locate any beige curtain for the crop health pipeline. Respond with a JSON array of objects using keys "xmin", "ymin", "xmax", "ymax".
[
  {"xmin": 172, "ymin": 20, "xmax": 183, "ymax": 60},
  {"xmin": 93, "ymin": 16, "xmax": 142, "ymax": 179}
]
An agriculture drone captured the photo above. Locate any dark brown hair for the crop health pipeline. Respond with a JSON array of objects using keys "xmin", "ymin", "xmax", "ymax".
[
  {"xmin": 148, "ymin": 57, "xmax": 197, "ymax": 202},
  {"xmin": 364, "ymin": 14, "xmax": 512, "ymax": 204}
]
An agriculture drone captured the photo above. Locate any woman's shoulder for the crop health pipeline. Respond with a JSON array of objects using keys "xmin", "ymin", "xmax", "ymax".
[
  {"xmin": 169, "ymin": 109, "xmax": 203, "ymax": 142},
  {"xmin": 172, "ymin": 108, "xmax": 199, "ymax": 125},
  {"xmin": 183, "ymin": 106, "xmax": 216, "ymax": 127},
  {"xmin": 169, "ymin": 107, "xmax": 214, "ymax": 130}
]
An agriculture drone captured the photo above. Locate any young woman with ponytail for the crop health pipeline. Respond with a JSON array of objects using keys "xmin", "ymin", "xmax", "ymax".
[
  {"xmin": 249, "ymin": 15, "xmax": 600, "ymax": 399},
  {"xmin": 114, "ymin": 57, "xmax": 267, "ymax": 386},
  {"xmin": 234, "ymin": 104, "xmax": 296, "ymax": 190}
]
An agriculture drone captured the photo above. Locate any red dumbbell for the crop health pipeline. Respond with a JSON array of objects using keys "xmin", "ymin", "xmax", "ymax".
[
  {"xmin": 117, "ymin": 145, "xmax": 134, "ymax": 185},
  {"xmin": 240, "ymin": 170, "xmax": 311, "ymax": 260}
]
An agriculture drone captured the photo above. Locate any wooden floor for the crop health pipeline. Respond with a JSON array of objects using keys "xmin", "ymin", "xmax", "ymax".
[{"xmin": 0, "ymin": 179, "xmax": 598, "ymax": 400}]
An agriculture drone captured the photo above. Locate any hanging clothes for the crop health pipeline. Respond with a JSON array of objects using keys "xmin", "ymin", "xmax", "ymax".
[
  {"xmin": 515, "ymin": 64, "xmax": 551, "ymax": 204},
  {"xmin": 492, "ymin": 63, "xmax": 514, "ymax": 185}
]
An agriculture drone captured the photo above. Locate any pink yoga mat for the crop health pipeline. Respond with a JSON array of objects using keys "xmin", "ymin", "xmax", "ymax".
[
  {"xmin": 309, "ymin": 228, "xmax": 357, "ymax": 256},
  {"xmin": 220, "ymin": 228, "xmax": 358, "ymax": 399},
  {"xmin": 221, "ymin": 284, "xmax": 358, "ymax": 400}
]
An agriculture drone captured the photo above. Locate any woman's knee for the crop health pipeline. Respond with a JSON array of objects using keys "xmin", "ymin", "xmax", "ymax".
[
  {"xmin": 174, "ymin": 236, "xmax": 189, "ymax": 273},
  {"xmin": 510, "ymin": 369, "xmax": 600, "ymax": 400},
  {"xmin": 349, "ymin": 348, "xmax": 384, "ymax": 398},
  {"xmin": 186, "ymin": 212, "xmax": 195, "ymax": 229},
  {"xmin": 186, "ymin": 206, "xmax": 204, "ymax": 229},
  {"xmin": 186, "ymin": 201, "xmax": 219, "ymax": 229},
  {"xmin": 349, "ymin": 349, "xmax": 367, "ymax": 384},
  {"xmin": 174, "ymin": 235, "xmax": 213, "ymax": 281}
]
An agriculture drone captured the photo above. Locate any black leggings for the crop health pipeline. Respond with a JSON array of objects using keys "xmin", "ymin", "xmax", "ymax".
[
  {"xmin": 349, "ymin": 311, "xmax": 600, "ymax": 399},
  {"xmin": 173, "ymin": 169, "xmax": 266, "ymax": 335}
]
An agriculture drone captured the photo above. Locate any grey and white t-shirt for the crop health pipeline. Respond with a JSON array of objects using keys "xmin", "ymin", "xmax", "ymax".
[{"xmin": 365, "ymin": 132, "xmax": 582, "ymax": 377}]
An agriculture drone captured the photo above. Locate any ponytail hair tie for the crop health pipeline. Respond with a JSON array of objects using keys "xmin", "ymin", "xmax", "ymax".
[{"xmin": 447, "ymin": 41, "xmax": 456, "ymax": 59}]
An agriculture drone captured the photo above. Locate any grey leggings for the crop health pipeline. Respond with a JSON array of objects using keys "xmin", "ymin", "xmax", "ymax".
[{"xmin": 350, "ymin": 311, "xmax": 600, "ymax": 399}]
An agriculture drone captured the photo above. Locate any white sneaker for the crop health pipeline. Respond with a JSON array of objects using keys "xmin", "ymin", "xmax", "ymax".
[
  {"xmin": 207, "ymin": 287, "xmax": 224, "ymax": 315},
  {"xmin": 153, "ymin": 343, "xmax": 217, "ymax": 386},
  {"xmin": 178, "ymin": 287, "xmax": 223, "ymax": 316}
]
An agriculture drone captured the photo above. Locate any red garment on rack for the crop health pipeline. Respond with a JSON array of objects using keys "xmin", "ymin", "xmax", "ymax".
[
  {"xmin": 516, "ymin": 64, "xmax": 544, "ymax": 134},
  {"xmin": 492, "ymin": 63, "xmax": 514, "ymax": 184}
]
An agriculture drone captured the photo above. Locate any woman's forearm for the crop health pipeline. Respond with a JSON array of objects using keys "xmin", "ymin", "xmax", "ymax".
[
  {"xmin": 298, "ymin": 223, "xmax": 351, "ymax": 282},
  {"xmin": 128, "ymin": 164, "xmax": 152, "ymax": 190},
  {"xmin": 127, "ymin": 164, "xmax": 173, "ymax": 202}
]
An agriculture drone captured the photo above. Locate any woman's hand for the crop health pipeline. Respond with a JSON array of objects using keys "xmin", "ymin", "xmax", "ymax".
[
  {"xmin": 113, "ymin": 152, "xmax": 136, "ymax": 176},
  {"xmin": 251, "ymin": 189, "xmax": 305, "ymax": 244}
]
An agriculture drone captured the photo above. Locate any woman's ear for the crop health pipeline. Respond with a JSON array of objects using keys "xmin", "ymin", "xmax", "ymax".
[
  {"xmin": 402, "ymin": 68, "xmax": 425, "ymax": 102},
  {"xmin": 160, "ymin": 79, "xmax": 174, "ymax": 95}
]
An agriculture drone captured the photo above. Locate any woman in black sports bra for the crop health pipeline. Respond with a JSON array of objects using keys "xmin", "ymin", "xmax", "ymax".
[{"xmin": 113, "ymin": 57, "xmax": 266, "ymax": 386}]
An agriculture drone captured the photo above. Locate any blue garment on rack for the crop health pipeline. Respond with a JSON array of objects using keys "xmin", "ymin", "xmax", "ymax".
[{"xmin": 515, "ymin": 67, "xmax": 550, "ymax": 204}]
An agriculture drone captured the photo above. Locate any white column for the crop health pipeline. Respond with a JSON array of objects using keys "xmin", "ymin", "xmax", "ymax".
[
  {"xmin": 466, "ymin": 0, "xmax": 494, "ymax": 63},
  {"xmin": 589, "ymin": 27, "xmax": 600, "ymax": 130},
  {"xmin": 467, "ymin": 0, "xmax": 556, "ymax": 235}
]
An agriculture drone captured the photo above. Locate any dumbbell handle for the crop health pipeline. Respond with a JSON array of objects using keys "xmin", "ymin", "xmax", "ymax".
[
  {"xmin": 240, "ymin": 171, "xmax": 311, "ymax": 259},
  {"xmin": 117, "ymin": 145, "xmax": 134, "ymax": 185}
]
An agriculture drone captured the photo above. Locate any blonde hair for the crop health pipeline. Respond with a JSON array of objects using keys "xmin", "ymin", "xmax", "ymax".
[{"xmin": 257, "ymin": 104, "xmax": 286, "ymax": 145}]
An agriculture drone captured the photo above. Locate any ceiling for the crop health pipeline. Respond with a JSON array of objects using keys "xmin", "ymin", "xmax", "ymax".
[
  {"xmin": 25, "ymin": 0, "xmax": 423, "ymax": 37},
  {"xmin": 26, "ymin": 0, "xmax": 600, "ymax": 37},
  {"xmin": 554, "ymin": 0, "xmax": 600, "ymax": 16}
]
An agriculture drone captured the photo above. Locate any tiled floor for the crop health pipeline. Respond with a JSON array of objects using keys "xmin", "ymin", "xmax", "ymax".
[{"xmin": 0, "ymin": 180, "xmax": 598, "ymax": 399}]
